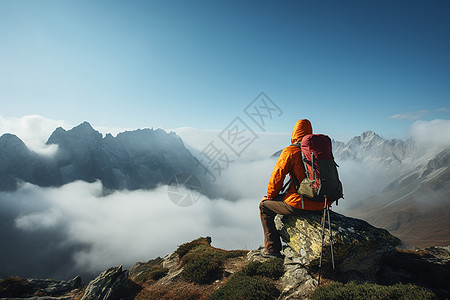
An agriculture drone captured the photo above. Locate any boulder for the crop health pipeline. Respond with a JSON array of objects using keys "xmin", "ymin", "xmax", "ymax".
[
  {"xmin": 275, "ymin": 210, "xmax": 401, "ymax": 279},
  {"xmin": 81, "ymin": 266, "xmax": 128, "ymax": 300}
]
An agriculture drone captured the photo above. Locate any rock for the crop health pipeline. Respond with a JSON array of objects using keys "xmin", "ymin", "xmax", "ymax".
[
  {"xmin": 279, "ymin": 263, "xmax": 316, "ymax": 300},
  {"xmin": 81, "ymin": 266, "xmax": 128, "ymax": 300},
  {"xmin": 275, "ymin": 210, "xmax": 401, "ymax": 280},
  {"xmin": 247, "ymin": 247, "xmax": 271, "ymax": 263},
  {"xmin": 247, "ymin": 246, "xmax": 317, "ymax": 299},
  {"xmin": 0, "ymin": 275, "xmax": 82, "ymax": 299},
  {"xmin": 26, "ymin": 275, "xmax": 81, "ymax": 296}
]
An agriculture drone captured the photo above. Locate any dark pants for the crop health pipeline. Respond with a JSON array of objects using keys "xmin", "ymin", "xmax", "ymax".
[{"xmin": 259, "ymin": 197, "xmax": 307, "ymax": 253}]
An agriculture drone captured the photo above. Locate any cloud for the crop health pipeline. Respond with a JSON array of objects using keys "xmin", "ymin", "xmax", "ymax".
[
  {"xmin": 0, "ymin": 164, "xmax": 271, "ymax": 280},
  {"xmin": 389, "ymin": 110, "xmax": 429, "ymax": 121},
  {"xmin": 389, "ymin": 108, "xmax": 449, "ymax": 122},
  {"xmin": 332, "ymin": 159, "xmax": 398, "ymax": 213},
  {"xmin": 409, "ymin": 119, "xmax": 450, "ymax": 148}
]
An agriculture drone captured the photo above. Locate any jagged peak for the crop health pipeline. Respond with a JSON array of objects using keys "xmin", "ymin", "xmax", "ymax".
[
  {"xmin": 0, "ymin": 133, "xmax": 28, "ymax": 149},
  {"xmin": 68, "ymin": 121, "xmax": 98, "ymax": 135},
  {"xmin": 360, "ymin": 130, "xmax": 383, "ymax": 141},
  {"xmin": 47, "ymin": 122, "xmax": 102, "ymax": 145}
]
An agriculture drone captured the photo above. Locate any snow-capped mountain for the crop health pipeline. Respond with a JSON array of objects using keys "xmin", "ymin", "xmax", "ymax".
[
  {"xmin": 332, "ymin": 131, "xmax": 417, "ymax": 167},
  {"xmin": 0, "ymin": 122, "xmax": 201, "ymax": 191}
]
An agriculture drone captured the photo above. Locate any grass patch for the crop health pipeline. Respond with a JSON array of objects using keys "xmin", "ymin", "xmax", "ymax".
[
  {"xmin": 208, "ymin": 273, "xmax": 280, "ymax": 300},
  {"xmin": 175, "ymin": 237, "xmax": 212, "ymax": 259},
  {"xmin": 177, "ymin": 237, "xmax": 247, "ymax": 284},
  {"xmin": 311, "ymin": 281, "xmax": 437, "ymax": 300},
  {"xmin": 135, "ymin": 282, "xmax": 205, "ymax": 300},
  {"xmin": 207, "ymin": 258, "xmax": 284, "ymax": 300},
  {"xmin": 240, "ymin": 258, "xmax": 284, "ymax": 279},
  {"xmin": 0, "ymin": 276, "xmax": 35, "ymax": 297},
  {"xmin": 134, "ymin": 266, "xmax": 169, "ymax": 283}
]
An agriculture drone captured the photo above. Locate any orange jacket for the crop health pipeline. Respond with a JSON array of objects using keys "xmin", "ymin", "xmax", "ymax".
[{"xmin": 264, "ymin": 119, "xmax": 330, "ymax": 211}]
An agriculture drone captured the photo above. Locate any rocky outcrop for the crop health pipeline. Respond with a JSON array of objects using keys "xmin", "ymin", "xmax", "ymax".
[
  {"xmin": 27, "ymin": 276, "xmax": 81, "ymax": 297},
  {"xmin": 247, "ymin": 247, "xmax": 317, "ymax": 299},
  {"xmin": 81, "ymin": 266, "xmax": 128, "ymax": 300},
  {"xmin": 276, "ymin": 211, "xmax": 401, "ymax": 276},
  {"xmin": 0, "ymin": 275, "xmax": 82, "ymax": 299},
  {"xmin": 270, "ymin": 210, "xmax": 402, "ymax": 299}
]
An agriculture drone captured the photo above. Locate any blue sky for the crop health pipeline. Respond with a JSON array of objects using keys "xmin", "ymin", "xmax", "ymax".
[{"xmin": 1, "ymin": 0, "xmax": 449, "ymax": 142}]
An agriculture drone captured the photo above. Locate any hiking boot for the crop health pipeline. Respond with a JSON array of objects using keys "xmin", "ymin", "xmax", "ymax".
[{"xmin": 261, "ymin": 249, "xmax": 284, "ymax": 259}]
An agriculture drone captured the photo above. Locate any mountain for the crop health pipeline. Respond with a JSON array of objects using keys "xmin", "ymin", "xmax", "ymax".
[
  {"xmin": 0, "ymin": 122, "xmax": 202, "ymax": 192},
  {"xmin": 333, "ymin": 132, "xmax": 450, "ymax": 248},
  {"xmin": 272, "ymin": 131, "xmax": 417, "ymax": 169},
  {"xmin": 347, "ymin": 149, "xmax": 450, "ymax": 248},
  {"xmin": 0, "ymin": 133, "xmax": 60, "ymax": 190},
  {"xmin": 332, "ymin": 131, "xmax": 416, "ymax": 167}
]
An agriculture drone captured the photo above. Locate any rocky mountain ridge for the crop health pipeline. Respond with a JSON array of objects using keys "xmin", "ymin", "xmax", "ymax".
[
  {"xmin": 272, "ymin": 130, "xmax": 419, "ymax": 169},
  {"xmin": 0, "ymin": 122, "xmax": 201, "ymax": 192},
  {"xmin": 332, "ymin": 130, "xmax": 417, "ymax": 167}
]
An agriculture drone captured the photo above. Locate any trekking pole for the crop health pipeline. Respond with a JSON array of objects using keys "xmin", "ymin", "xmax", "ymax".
[
  {"xmin": 317, "ymin": 196, "xmax": 327, "ymax": 285},
  {"xmin": 327, "ymin": 202, "xmax": 335, "ymax": 271}
]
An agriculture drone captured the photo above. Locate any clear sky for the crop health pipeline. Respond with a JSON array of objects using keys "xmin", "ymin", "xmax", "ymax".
[{"xmin": 1, "ymin": 0, "xmax": 449, "ymax": 142}]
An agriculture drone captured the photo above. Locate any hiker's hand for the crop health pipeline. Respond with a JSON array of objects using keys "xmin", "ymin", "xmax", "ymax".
[{"xmin": 261, "ymin": 196, "xmax": 271, "ymax": 201}]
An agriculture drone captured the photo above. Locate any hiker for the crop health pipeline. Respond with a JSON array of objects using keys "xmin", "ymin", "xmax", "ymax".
[{"xmin": 260, "ymin": 119, "xmax": 332, "ymax": 258}]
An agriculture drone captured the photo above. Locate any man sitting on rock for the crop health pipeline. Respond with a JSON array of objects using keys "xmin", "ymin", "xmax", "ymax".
[{"xmin": 260, "ymin": 119, "xmax": 328, "ymax": 258}]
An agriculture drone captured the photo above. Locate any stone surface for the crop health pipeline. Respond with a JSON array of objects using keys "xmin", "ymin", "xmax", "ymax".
[
  {"xmin": 275, "ymin": 210, "xmax": 401, "ymax": 273},
  {"xmin": 248, "ymin": 246, "xmax": 318, "ymax": 300},
  {"xmin": 271, "ymin": 209, "xmax": 403, "ymax": 298},
  {"xmin": 27, "ymin": 276, "xmax": 81, "ymax": 296},
  {"xmin": 81, "ymin": 266, "xmax": 128, "ymax": 300},
  {"xmin": 0, "ymin": 275, "xmax": 82, "ymax": 300}
]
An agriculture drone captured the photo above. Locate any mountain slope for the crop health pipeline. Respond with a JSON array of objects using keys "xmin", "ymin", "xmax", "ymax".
[{"xmin": 347, "ymin": 149, "xmax": 450, "ymax": 248}]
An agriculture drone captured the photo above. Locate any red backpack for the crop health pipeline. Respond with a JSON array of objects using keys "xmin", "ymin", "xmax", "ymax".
[{"xmin": 292, "ymin": 134, "xmax": 343, "ymax": 204}]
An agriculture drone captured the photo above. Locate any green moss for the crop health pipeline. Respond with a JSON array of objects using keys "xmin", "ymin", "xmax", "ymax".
[
  {"xmin": 175, "ymin": 237, "xmax": 212, "ymax": 260},
  {"xmin": 181, "ymin": 252, "xmax": 224, "ymax": 284},
  {"xmin": 240, "ymin": 258, "xmax": 284, "ymax": 279},
  {"xmin": 311, "ymin": 281, "xmax": 437, "ymax": 300},
  {"xmin": 178, "ymin": 237, "xmax": 248, "ymax": 285}
]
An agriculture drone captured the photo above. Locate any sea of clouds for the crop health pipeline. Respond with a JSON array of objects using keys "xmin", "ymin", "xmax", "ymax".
[{"xmin": 0, "ymin": 115, "xmax": 449, "ymax": 280}]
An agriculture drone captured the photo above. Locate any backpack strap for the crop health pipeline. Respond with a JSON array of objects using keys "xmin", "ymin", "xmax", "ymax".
[
  {"xmin": 279, "ymin": 144, "xmax": 300, "ymax": 193},
  {"xmin": 286, "ymin": 143, "xmax": 305, "ymax": 193}
]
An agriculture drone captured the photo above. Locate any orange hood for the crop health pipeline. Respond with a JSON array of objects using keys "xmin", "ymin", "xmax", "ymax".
[{"xmin": 291, "ymin": 119, "xmax": 313, "ymax": 144}]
